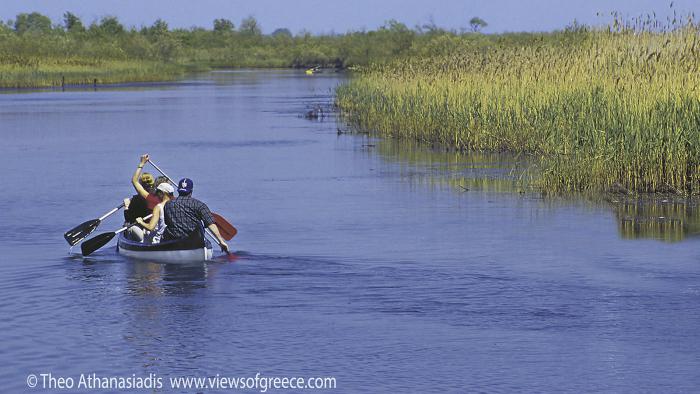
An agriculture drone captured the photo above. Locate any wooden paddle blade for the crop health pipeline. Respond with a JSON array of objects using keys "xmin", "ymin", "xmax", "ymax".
[
  {"xmin": 64, "ymin": 219, "xmax": 100, "ymax": 246},
  {"xmin": 212, "ymin": 212, "xmax": 237, "ymax": 241},
  {"xmin": 80, "ymin": 232, "xmax": 116, "ymax": 256}
]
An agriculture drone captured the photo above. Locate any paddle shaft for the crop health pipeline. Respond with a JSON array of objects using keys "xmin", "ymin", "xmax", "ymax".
[
  {"xmin": 117, "ymin": 214, "xmax": 153, "ymax": 234},
  {"xmin": 100, "ymin": 202, "xmax": 126, "ymax": 221},
  {"xmin": 148, "ymin": 160, "xmax": 176, "ymax": 186}
]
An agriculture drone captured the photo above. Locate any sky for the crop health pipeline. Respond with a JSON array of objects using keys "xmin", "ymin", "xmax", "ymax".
[{"xmin": 2, "ymin": 0, "xmax": 700, "ymax": 34}]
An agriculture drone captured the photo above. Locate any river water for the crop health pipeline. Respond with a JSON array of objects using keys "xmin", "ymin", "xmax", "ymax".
[{"xmin": 1, "ymin": 70, "xmax": 699, "ymax": 393}]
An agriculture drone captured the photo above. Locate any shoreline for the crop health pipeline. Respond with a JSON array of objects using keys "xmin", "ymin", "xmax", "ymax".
[
  {"xmin": 0, "ymin": 65, "xmax": 345, "ymax": 91},
  {"xmin": 0, "ymin": 78, "xmax": 193, "ymax": 93}
]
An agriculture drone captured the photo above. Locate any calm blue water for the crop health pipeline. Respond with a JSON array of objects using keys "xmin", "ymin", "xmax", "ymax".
[{"xmin": 1, "ymin": 70, "xmax": 699, "ymax": 393}]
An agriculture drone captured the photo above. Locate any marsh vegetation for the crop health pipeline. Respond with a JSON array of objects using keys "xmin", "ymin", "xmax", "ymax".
[{"xmin": 337, "ymin": 14, "xmax": 700, "ymax": 195}]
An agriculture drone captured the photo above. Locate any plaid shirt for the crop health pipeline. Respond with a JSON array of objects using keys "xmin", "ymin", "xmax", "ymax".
[{"xmin": 163, "ymin": 195, "xmax": 215, "ymax": 240}]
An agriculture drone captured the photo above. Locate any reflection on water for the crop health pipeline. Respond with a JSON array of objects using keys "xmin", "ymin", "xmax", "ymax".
[
  {"xmin": 125, "ymin": 262, "xmax": 209, "ymax": 296},
  {"xmin": 373, "ymin": 137, "xmax": 700, "ymax": 242},
  {"xmin": 612, "ymin": 200, "xmax": 700, "ymax": 242},
  {"xmin": 68, "ymin": 257, "xmax": 211, "ymax": 296},
  {"xmin": 373, "ymin": 137, "xmax": 530, "ymax": 194},
  {"xmin": 60, "ymin": 256, "xmax": 220, "ymax": 374}
]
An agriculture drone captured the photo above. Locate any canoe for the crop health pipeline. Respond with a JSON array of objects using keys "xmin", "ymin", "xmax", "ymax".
[{"xmin": 116, "ymin": 231, "xmax": 213, "ymax": 263}]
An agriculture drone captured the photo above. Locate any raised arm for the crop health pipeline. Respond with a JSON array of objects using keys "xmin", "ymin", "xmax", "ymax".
[
  {"xmin": 131, "ymin": 154, "xmax": 150, "ymax": 199},
  {"xmin": 136, "ymin": 204, "xmax": 160, "ymax": 231}
]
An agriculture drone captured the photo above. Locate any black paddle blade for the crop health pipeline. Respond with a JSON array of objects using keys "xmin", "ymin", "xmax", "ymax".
[
  {"xmin": 80, "ymin": 232, "xmax": 116, "ymax": 256},
  {"xmin": 64, "ymin": 219, "xmax": 101, "ymax": 246}
]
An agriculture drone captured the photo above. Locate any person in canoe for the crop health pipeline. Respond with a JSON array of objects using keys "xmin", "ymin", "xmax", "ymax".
[
  {"xmin": 163, "ymin": 177, "xmax": 229, "ymax": 253},
  {"xmin": 134, "ymin": 182, "xmax": 175, "ymax": 244},
  {"xmin": 124, "ymin": 154, "xmax": 161, "ymax": 241}
]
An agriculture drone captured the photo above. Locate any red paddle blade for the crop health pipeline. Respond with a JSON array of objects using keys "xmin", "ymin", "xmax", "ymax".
[{"xmin": 212, "ymin": 212, "xmax": 237, "ymax": 241}]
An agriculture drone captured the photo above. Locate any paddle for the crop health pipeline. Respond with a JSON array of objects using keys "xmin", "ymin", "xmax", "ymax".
[
  {"xmin": 64, "ymin": 202, "xmax": 125, "ymax": 246},
  {"xmin": 148, "ymin": 159, "xmax": 238, "ymax": 241},
  {"xmin": 212, "ymin": 212, "xmax": 237, "ymax": 241},
  {"xmin": 81, "ymin": 214, "xmax": 152, "ymax": 256},
  {"xmin": 147, "ymin": 159, "xmax": 176, "ymax": 187}
]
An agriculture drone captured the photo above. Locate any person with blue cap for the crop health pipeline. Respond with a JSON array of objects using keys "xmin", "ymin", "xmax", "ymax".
[{"xmin": 162, "ymin": 177, "xmax": 229, "ymax": 253}]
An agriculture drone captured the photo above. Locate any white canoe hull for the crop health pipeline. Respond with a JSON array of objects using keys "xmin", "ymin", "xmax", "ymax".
[
  {"xmin": 117, "ymin": 232, "xmax": 213, "ymax": 263},
  {"xmin": 118, "ymin": 246, "xmax": 213, "ymax": 263}
]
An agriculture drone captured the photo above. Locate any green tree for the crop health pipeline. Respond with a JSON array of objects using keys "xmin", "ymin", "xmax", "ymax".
[
  {"xmin": 271, "ymin": 28, "xmax": 292, "ymax": 37},
  {"xmin": 469, "ymin": 17, "xmax": 487, "ymax": 33},
  {"xmin": 0, "ymin": 20, "xmax": 11, "ymax": 34},
  {"xmin": 97, "ymin": 16, "xmax": 124, "ymax": 35},
  {"xmin": 14, "ymin": 12, "xmax": 52, "ymax": 34},
  {"xmin": 380, "ymin": 20, "xmax": 415, "ymax": 55},
  {"xmin": 419, "ymin": 16, "xmax": 444, "ymax": 35},
  {"xmin": 239, "ymin": 16, "xmax": 261, "ymax": 35},
  {"xmin": 148, "ymin": 19, "xmax": 169, "ymax": 35},
  {"xmin": 213, "ymin": 18, "xmax": 234, "ymax": 32},
  {"xmin": 153, "ymin": 35, "xmax": 181, "ymax": 61},
  {"xmin": 63, "ymin": 12, "xmax": 85, "ymax": 33}
]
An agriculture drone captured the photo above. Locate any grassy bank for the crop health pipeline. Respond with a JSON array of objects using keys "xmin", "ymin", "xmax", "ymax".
[
  {"xmin": 337, "ymin": 21, "xmax": 700, "ymax": 195},
  {"xmin": 0, "ymin": 58, "xmax": 185, "ymax": 88}
]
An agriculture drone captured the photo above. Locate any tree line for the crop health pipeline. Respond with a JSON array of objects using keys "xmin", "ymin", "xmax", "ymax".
[
  {"xmin": 0, "ymin": 12, "xmax": 502, "ymax": 68},
  {"xmin": 8, "ymin": 12, "xmax": 267, "ymax": 36}
]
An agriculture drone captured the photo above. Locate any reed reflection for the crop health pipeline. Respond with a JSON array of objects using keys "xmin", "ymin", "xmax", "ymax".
[
  {"xmin": 372, "ymin": 137, "xmax": 700, "ymax": 242},
  {"xmin": 613, "ymin": 200, "xmax": 700, "ymax": 242},
  {"xmin": 372, "ymin": 137, "xmax": 529, "ymax": 193}
]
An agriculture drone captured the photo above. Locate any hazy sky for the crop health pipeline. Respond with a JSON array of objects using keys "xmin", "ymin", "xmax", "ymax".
[{"xmin": 2, "ymin": 0, "xmax": 699, "ymax": 34}]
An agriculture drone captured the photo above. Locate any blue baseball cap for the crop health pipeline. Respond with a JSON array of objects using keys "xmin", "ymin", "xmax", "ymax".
[{"xmin": 177, "ymin": 178, "xmax": 194, "ymax": 194}]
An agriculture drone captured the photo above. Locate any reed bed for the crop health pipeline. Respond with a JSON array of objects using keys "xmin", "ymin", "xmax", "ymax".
[
  {"xmin": 0, "ymin": 57, "xmax": 184, "ymax": 88},
  {"xmin": 336, "ymin": 22, "xmax": 700, "ymax": 194}
]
